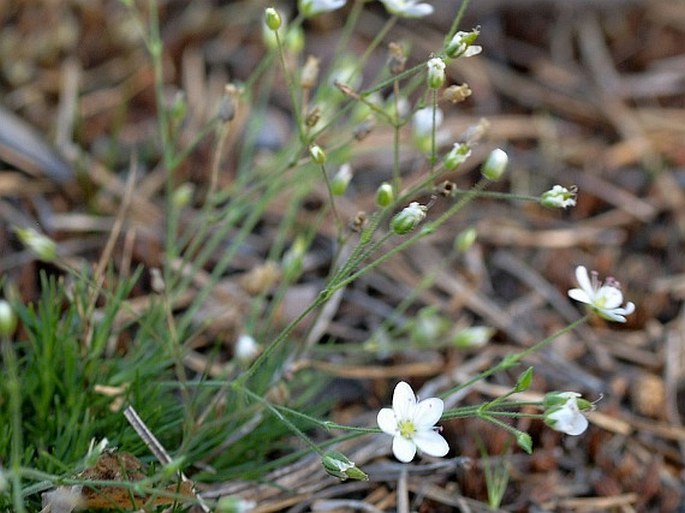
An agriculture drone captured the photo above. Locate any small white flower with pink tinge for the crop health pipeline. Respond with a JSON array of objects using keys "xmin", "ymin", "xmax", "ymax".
[
  {"xmin": 377, "ymin": 381, "xmax": 449, "ymax": 462},
  {"xmin": 568, "ymin": 266, "xmax": 635, "ymax": 323}
]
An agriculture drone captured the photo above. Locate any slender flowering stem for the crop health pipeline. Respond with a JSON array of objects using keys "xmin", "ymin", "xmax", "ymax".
[{"xmin": 441, "ymin": 316, "xmax": 589, "ymax": 401}]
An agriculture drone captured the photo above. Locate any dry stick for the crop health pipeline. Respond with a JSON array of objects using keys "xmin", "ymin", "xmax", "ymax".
[{"xmin": 123, "ymin": 405, "xmax": 211, "ymax": 513}]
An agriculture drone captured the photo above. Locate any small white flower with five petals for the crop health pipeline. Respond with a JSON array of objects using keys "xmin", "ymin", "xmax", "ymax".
[
  {"xmin": 377, "ymin": 381, "xmax": 449, "ymax": 462},
  {"xmin": 379, "ymin": 0, "xmax": 434, "ymax": 18},
  {"xmin": 568, "ymin": 266, "xmax": 635, "ymax": 323}
]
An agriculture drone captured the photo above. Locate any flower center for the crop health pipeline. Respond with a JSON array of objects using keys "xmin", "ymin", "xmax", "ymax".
[{"xmin": 397, "ymin": 419, "xmax": 416, "ymax": 439}]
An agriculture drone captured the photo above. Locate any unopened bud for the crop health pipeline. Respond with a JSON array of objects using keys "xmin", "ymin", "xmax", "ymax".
[
  {"xmin": 331, "ymin": 164, "xmax": 352, "ymax": 196},
  {"xmin": 309, "ymin": 144, "xmax": 326, "ymax": 164},
  {"xmin": 0, "ymin": 300, "xmax": 17, "ymax": 336},
  {"xmin": 321, "ymin": 451, "xmax": 368, "ymax": 481},
  {"xmin": 452, "ymin": 325, "xmax": 494, "ymax": 348},
  {"xmin": 540, "ymin": 185, "xmax": 577, "ymax": 209},
  {"xmin": 426, "ymin": 57, "xmax": 446, "ymax": 89},
  {"xmin": 376, "ymin": 182, "xmax": 394, "ymax": 207},
  {"xmin": 235, "ymin": 333, "xmax": 261, "ymax": 363},
  {"xmin": 390, "ymin": 202, "xmax": 427, "ymax": 235},
  {"xmin": 172, "ymin": 183, "xmax": 195, "ymax": 208},
  {"xmin": 454, "ymin": 227, "xmax": 477, "ymax": 253},
  {"xmin": 15, "ymin": 227, "xmax": 57, "ymax": 262},
  {"xmin": 265, "ymin": 7, "xmax": 282, "ymax": 31},
  {"xmin": 216, "ymin": 496, "xmax": 256, "ymax": 513},
  {"xmin": 481, "ymin": 148, "xmax": 508, "ymax": 181}
]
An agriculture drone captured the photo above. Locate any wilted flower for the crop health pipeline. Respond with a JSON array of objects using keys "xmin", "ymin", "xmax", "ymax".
[
  {"xmin": 444, "ymin": 143, "xmax": 471, "ymax": 170},
  {"xmin": 445, "ymin": 28, "xmax": 482, "ymax": 58},
  {"xmin": 568, "ymin": 265, "xmax": 635, "ymax": 323},
  {"xmin": 544, "ymin": 391, "xmax": 590, "ymax": 436},
  {"xmin": 377, "ymin": 381, "xmax": 449, "ymax": 462},
  {"xmin": 379, "ymin": 0, "xmax": 434, "ymax": 18},
  {"xmin": 299, "ymin": 0, "xmax": 347, "ymax": 17}
]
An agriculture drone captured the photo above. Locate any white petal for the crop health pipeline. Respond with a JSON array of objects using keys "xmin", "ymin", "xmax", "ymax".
[
  {"xmin": 574, "ymin": 266, "xmax": 592, "ymax": 296},
  {"xmin": 377, "ymin": 408, "xmax": 398, "ymax": 435},
  {"xmin": 413, "ymin": 430, "xmax": 449, "ymax": 457},
  {"xmin": 597, "ymin": 286, "xmax": 623, "ymax": 309},
  {"xmin": 392, "ymin": 435, "xmax": 417, "ymax": 462},
  {"xmin": 413, "ymin": 398, "xmax": 444, "ymax": 429},
  {"xmin": 392, "ymin": 381, "xmax": 416, "ymax": 419},
  {"xmin": 568, "ymin": 288, "xmax": 591, "ymax": 305},
  {"xmin": 620, "ymin": 302, "xmax": 635, "ymax": 315}
]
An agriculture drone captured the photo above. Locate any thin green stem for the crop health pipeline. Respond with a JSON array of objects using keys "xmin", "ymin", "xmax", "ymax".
[
  {"xmin": 441, "ymin": 316, "xmax": 590, "ymax": 400},
  {"xmin": 274, "ymin": 30, "xmax": 305, "ymax": 143}
]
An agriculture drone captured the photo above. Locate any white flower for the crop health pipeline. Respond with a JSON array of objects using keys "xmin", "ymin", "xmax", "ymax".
[
  {"xmin": 445, "ymin": 29, "xmax": 482, "ymax": 58},
  {"xmin": 299, "ymin": 0, "xmax": 347, "ymax": 16},
  {"xmin": 377, "ymin": 381, "xmax": 449, "ymax": 462},
  {"xmin": 412, "ymin": 107, "xmax": 443, "ymax": 137},
  {"xmin": 379, "ymin": 0, "xmax": 434, "ymax": 18},
  {"xmin": 235, "ymin": 334, "xmax": 261, "ymax": 363},
  {"xmin": 540, "ymin": 185, "xmax": 577, "ymax": 209},
  {"xmin": 568, "ymin": 266, "xmax": 635, "ymax": 323},
  {"xmin": 544, "ymin": 392, "xmax": 589, "ymax": 436}
]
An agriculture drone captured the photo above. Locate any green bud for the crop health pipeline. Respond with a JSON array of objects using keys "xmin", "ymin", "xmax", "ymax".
[
  {"xmin": 15, "ymin": 227, "xmax": 57, "ymax": 262},
  {"xmin": 451, "ymin": 326, "xmax": 493, "ymax": 349},
  {"xmin": 331, "ymin": 164, "xmax": 352, "ymax": 196},
  {"xmin": 216, "ymin": 496, "xmax": 257, "ymax": 513},
  {"xmin": 540, "ymin": 185, "xmax": 577, "ymax": 209},
  {"xmin": 172, "ymin": 183, "xmax": 195, "ymax": 209},
  {"xmin": 321, "ymin": 451, "xmax": 368, "ymax": 481},
  {"xmin": 265, "ymin": 7, "xmax": 282, "ymax": 31},
  {"xmin": 285, "ymin": 26, "xmax": 305, "ymax": 54},
  {"xmin": 426, "ymin": 57, "xmax": 446, "ymax": 89},
  {"xmin": 481, "ymin": 148, "xmax": 508, "ymax": 181},
  {"xmin": 309, "ymin": 144, "xmax": 326, "ymax": 165},
  {"xmin": 376, "ymin": 182, "xmax": 394, "ymax": 207},
  {"xmin": 390, "ymin": 202, "xmax": 427, "ymax": 235},
  {"xmin": 0, "ymin": 300, "xmax": 17, "ymax": 336},
  {"xmin": 454, "ymin": 227, "xmax": 477, "ymax": 253},
  {"xmin": 445, "ymin": 28, "xmax": 482, "ymax": 58},
  {"xmin": 516, "ymin": 432, "xmax": 533, "ymax": 454},
  {"xmin": 412, "ymin": 307, "xmax": 449, "ymax": 346},
  {"xmin": 514, "ymin": 367, "xmax": 534, "ymax": 392}
]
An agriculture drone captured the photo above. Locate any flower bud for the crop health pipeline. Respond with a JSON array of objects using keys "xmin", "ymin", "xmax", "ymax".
[
  {"xmin": 481, "ymin": 148, "xmax": 508, "ymax": 181},
  {"xmin": 390, "ymin": 202, "xmax": 427, "ymax": 235},
  {"xmin": 216, "ymin": 496, "xmax": 256, "ymax": 513},
  {"xmin": 376, "ymin": 182, "xmax": 394, "ymax": 207},
  {"xmin": 172, "ymin": 183, "xmax": 195, "ymax": 209},
  {"xmin": 0, "ymin": 300, "xmax": 17, "ymax": 336},
  {"xmin": 540, "ymin": 185, "xmax": 577, "ymax": 209},
  {"xmin": 321, "ymin": 451, "xmax": 368, "ymax": 481},
  {"xmin": 235, "ymin": 333, "xmax": 261, "ymax": 364},
  {"xmin": 262, "ymin": 10, "xmax": 286, "ymax": 49},
  {"xmin": 426, "ymin": 57, "xmax": 446, "ymax": 89},
  {"xmin": 265, "ymin": 7, "xmax": 282, "ymax": 31},
  {"xmin": 451, "ymin": 326, "xmax": 493, "ymax": 349},
  {"xmin": 454, "ymin": 227, "xmax": 477, "ymax": 253},
  {"xmin": 514, "ymin": 367, "xmax": 534, "ymax": 392},
  {"xmin": 309, "ymin": 144, "xmax": 326, "ymax": 165},
  {"xmin": 15, "ymin": 227, "xmax": 57, "ymax": 262},
  {"xmin": 445, "ymin": 28, "xmax": 482, "ymax": 58},
  {"xmin": 331, "ymin": 164, "xmax": 352, "ymax": 196},
  {"xmin": 443, "ymin": 143, "xmax": 471, "ymax": 170}
]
